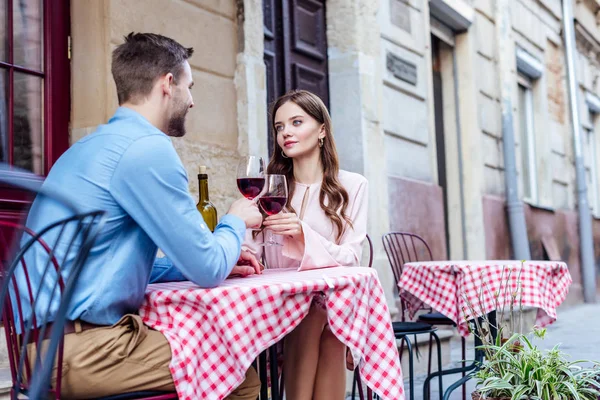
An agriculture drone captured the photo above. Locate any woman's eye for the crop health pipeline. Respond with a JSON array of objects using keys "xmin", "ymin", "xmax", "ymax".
[
  {"xmin": 293, "ymin": 120, "xmax": 302, "ymax": 126},
  {"xmin": 275, "ymin": 125, "xmax": 283, "ymax": 132}
]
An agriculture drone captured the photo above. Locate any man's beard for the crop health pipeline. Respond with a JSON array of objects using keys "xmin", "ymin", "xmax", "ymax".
[{"xmin": 167, "ymin": 101, "xmax": 189, "ymax": 137}]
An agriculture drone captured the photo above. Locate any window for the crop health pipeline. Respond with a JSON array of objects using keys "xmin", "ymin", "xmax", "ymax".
[
  {"xmin": 0, "ymin": 0, "xmax": 70, "ymax": 176},
  {"xmin": 517, "ymin": 74, "xmax": 538, "ymax": 203},
  {"xmin": 586, "ymin": 110, "xmax": 599, "ymax": 216}
]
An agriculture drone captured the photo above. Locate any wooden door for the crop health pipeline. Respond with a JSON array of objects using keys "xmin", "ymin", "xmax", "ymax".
[{"xmin": 263, "ymin": 0, "xmax": 329, "ymax": 153}]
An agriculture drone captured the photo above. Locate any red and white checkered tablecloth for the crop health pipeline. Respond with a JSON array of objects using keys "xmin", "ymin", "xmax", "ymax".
[
  {"xmin": 139, "ymin": 267, "xmax": 404, "ymax": 400},
  {"xmin": 398, "ymin": 260, "xmax": 572, "ymax": 337}
]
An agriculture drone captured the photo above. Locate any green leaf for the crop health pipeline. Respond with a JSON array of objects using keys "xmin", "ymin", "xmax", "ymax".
[
  {"xmin": 562, "ymin": 381, "xmax": 582, "ymax": 400},
  {"xmin": 511, "ymin": 385, "xmax": 529, "ymax": 400}
]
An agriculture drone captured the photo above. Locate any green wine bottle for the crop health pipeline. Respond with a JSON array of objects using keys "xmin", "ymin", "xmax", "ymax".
[{"xmin": 197, "ymin": 166, "xmax": 217, "ymax": 232}]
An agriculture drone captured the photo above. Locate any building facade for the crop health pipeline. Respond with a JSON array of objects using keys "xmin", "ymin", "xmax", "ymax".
[{"xmin": 1, "ymin": 0, "xmax": 599, "ymax": 309}]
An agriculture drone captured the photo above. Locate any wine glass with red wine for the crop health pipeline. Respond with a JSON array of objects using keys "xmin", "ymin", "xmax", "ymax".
[
  {"xmin": 236, "ymin": 156, "xmax": 265, "ymax": 200},
  {"xmin": 259, "ymin": 174, "xmax": 288, "ymax": 246}
]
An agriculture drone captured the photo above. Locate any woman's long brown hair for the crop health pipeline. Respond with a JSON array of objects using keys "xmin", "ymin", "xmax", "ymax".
[{"xmin": 268, "ymin": 90, "xmax": 352, "ymax": 242}]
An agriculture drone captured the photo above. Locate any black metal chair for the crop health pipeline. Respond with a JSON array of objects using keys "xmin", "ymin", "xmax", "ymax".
[
  {"xmin": 383, "ymin": 232, "xmax": 466, "ymax": 400},
  {"xmin": 351, "ymin": 234, "xmax": 442, "ymax": 400},
  {"xmin": 379, "ymin": 232, "xmax": 444, "ymax": 400}
]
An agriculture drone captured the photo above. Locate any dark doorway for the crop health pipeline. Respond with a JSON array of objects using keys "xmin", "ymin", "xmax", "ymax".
[
  {"xmin": 263, "ymin": 0, "xmax": 329, "ymax": 155},
  {"xmin": 431, "ymin": 34, "xmax": 450, "ymax": 258}
]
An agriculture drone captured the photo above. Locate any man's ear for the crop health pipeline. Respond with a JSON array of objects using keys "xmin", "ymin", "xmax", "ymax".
[{"xmin": 160, "ymin": 73, "xmax": 175, "ymax": 97}]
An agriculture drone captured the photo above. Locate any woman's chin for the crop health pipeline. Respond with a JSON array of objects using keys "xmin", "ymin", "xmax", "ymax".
[{"xmin": 283, "ymin": 148, "xmax": 318, "ymax": 159}]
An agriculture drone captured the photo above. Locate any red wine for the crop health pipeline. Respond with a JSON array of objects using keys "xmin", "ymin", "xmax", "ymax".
[
  {"xmin": 237, "ymin": 178, "xmax": 265, "ymax": 200},
  {"xmin": 259, "ymin": 196, "xmax": 287, "ymax": 216}
]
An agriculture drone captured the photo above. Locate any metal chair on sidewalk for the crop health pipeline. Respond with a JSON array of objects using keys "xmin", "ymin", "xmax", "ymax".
[
  {"xmin": 352, "ymin": 234, "xmax": 442, "ymax": 400},
  {"xmin": 382, "ymin": 232, "xmax": 467, "ymax": 400},
  {"xmin": 0, "ymin": 169, "xmax": 176, "ymax": 400},
  {"xmin": 0, "ymin": 169, "xmax": 107, "ymax": 400}
]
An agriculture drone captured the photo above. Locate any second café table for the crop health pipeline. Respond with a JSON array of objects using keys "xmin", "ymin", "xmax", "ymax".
[
  {"xmin": 398, "ymin": 260, "xmax": 572, "ymax": 400},
  {"xmin": 139, "ymin": 266, "xmax": 405, "ymax": 400}
]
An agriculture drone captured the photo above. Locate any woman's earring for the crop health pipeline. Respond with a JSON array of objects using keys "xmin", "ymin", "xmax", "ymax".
[
  {"xmin": 281, "ymin": 150, "xmax": 289, "ymax": 159},
  {"xmin": 318, "ymin": 137, "xmax": 324, "ymax": 148}
]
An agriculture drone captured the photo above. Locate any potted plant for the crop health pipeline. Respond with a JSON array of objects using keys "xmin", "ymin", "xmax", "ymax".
[
  {"xmin": 463, "ymin": 265, "xmax": 600, "ymax": 400},
  {"xmin": 472, "ymin": 328, "xmax": 600, "ymax": 400}
]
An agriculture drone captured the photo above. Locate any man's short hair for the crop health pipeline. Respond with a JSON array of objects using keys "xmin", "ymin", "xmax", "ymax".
[{"xmin": 111, "ymin": 32, "xmax": 194, "ymax": 105}]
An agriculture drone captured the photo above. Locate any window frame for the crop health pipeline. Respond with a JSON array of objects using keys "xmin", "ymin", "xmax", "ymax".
[
  {"xmin": 517, "ymin": 73, "xmax": 538, "ymax": 204},
  {"xmin": 589, "ymin": 110, "xmax": 600, "ymax": 217},
  {"xmin": 0, "ymin": 0, "xmax": 70, "ymax": 177}
]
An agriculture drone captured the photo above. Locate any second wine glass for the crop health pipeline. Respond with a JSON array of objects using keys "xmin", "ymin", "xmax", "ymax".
[
  {"xmin": 258, "ymin": 174, "xmax": 288, "ymax": 246},
  {"xmin": 236, "ymin": 156, "xmax": 265, "ymax": 200}
]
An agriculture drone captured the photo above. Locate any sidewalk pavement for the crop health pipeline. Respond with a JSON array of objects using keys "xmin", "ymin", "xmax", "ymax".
[{"xmin": 410, "ymin": 303, "xmax": 600, "ymax": 400}]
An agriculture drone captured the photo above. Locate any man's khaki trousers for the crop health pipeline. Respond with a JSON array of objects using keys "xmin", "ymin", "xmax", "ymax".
[{"xmin": 48, "ymin": 314, "xmax": 260, "ymax": 399}]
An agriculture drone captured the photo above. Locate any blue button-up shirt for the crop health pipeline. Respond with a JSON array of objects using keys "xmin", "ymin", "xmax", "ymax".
[{"xmin": 21, "ymin": 107, "xmax": 245, "ymax": 325}]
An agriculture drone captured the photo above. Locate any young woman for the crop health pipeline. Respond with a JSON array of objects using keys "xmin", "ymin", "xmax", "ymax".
[{"xmin": 244, "ymin": 89, "xmax": 368, "ymax": 400}]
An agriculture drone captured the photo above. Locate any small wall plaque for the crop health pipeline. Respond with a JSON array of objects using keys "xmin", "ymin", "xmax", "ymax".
[{"xmin": 386, "ymin": 52, "xmax": 418, "ymax": 86}]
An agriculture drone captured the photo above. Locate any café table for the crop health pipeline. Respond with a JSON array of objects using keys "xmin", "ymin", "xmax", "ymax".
[
  {"xmin": 139, "ymin": 266, "xmax": 405, "ymax": 400},
  {"xmin": 398, "ymin": 260, "xmax": 572, "ymax": 400}
]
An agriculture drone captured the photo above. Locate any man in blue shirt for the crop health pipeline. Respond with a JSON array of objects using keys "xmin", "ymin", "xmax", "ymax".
[{"xmin": 21, "ymin": 33, "xmax": 262, "ymax": 399}]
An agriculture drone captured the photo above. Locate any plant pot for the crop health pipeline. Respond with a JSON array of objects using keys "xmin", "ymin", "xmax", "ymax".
[{"xmin": 471, "ymin": 391, "xmax": 511, "ymax": 400}]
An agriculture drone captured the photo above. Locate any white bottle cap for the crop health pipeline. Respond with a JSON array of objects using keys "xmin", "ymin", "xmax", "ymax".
[{"xmin": 199, "ymin": 166, "xmax": 207, "ymax": 174}]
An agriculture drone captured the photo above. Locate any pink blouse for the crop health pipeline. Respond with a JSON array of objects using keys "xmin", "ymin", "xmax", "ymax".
[{"xmin": 243, "ymin": 170, "xmax": 368, "ymax": 270}]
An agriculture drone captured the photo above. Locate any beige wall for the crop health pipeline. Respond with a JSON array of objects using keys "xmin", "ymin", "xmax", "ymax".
[
  {"xmin": 376, "ymin": 0, "xmax": 599, "ymax": 256},
  {"xmin": 479, "ymin": 0, "xmax": 600, "ymax": 215},
  {"xmin": 70, "ymin": 0, "xmax": 244, "ymax": 217},
  {"xmin": 379, "ymin": 0, "xmax": 436, "ymax": 183}
]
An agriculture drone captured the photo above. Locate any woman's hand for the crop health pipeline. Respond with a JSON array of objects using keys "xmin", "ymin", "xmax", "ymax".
[
  {"xmin": 262, "ymin": 212, "xmax": 304, "ymax": 241},
  {"xmin": 228, "ymin": 250, "xmax": 263, "ymax": 278}
]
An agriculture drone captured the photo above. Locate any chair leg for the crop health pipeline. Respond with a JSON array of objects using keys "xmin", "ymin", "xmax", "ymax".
[
  {"xmin": 428, "ymin": 334, "xmax": 433, "ymax": 377},
  {"xmin": 268, "ymin": 345, "xmax": 279, "ymax": 400},
  {"xmin": 355, "ymin": 368, "xmax": 365, "ymax": 400},
  {"xmin": 258, "ymin": 351, "xmax": 268, "ymax": 400},
  {"xmin": 461, "ymin": 336, "xmax": 466, "ymax": 400},
  {"xmin": 352, "ymin": 369, "xmax": 357, "ymax": 400},
  {"xmin": 426, "ymin": 334, "xmax": 433, "ymax": 400},
  {"xmin": 399, "ymin": 338, "xmax": 405, "ymax": 362},
  {"xmin": 401, "ymin": 335, "xmax": 415, "ymax": 400},
  {"xmin": 434, "ymin": 332, "xmax": 443, "ymax": 400},
  {"xmin": 423, "ymin": 332, "xmax": 443, "ymax": 400}
]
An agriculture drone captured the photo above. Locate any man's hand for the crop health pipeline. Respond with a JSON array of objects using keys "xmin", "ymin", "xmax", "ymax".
[
  {"xmin": 228, "ymin": 250, "xmax": 264, "ymax": 278},
  {"xmin": 228, "ymin": 198, "xmax": 263, "ymax": 229}
]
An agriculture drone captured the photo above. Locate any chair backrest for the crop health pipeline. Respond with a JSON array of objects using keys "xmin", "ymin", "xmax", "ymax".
[
  {"xmin": 382, "ymin": 232, "xmax": 433, "ymax": 284},
  {"xmin": 382, "ymin": 232, "xmax": 433, "ymax": 321},
  {"xmin": 0, "ymin": 169, "xmax": 106, "ymax": 400},
  {"xmin": 365, "ymin": 234, "xmax": 373, "ymax": 269}
]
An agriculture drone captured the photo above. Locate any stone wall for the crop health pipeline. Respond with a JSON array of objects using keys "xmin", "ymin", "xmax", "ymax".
[
  {"xmin": 379, "ymin": 0, "xmax": 446, "ymax": 261},
  {"xmin": 70, "ymin": 0, "xmax": 247, "ymax": 217},
  {"xmin": 479, "ymin": 0, "xmax": 600, "ymax": 294},
  {"xmin": 380, "ymin": 0, "xmax": 435, "ymax": 183}
]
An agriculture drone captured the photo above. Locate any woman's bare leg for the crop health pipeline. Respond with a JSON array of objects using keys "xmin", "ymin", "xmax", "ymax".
[
  {"xmin": 283, "ymin": 306, "xmax": 328, "ymax": 400},
  {"xmin": 312, "ymin": 327, "xmax": 346, "ymax": 400}
]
